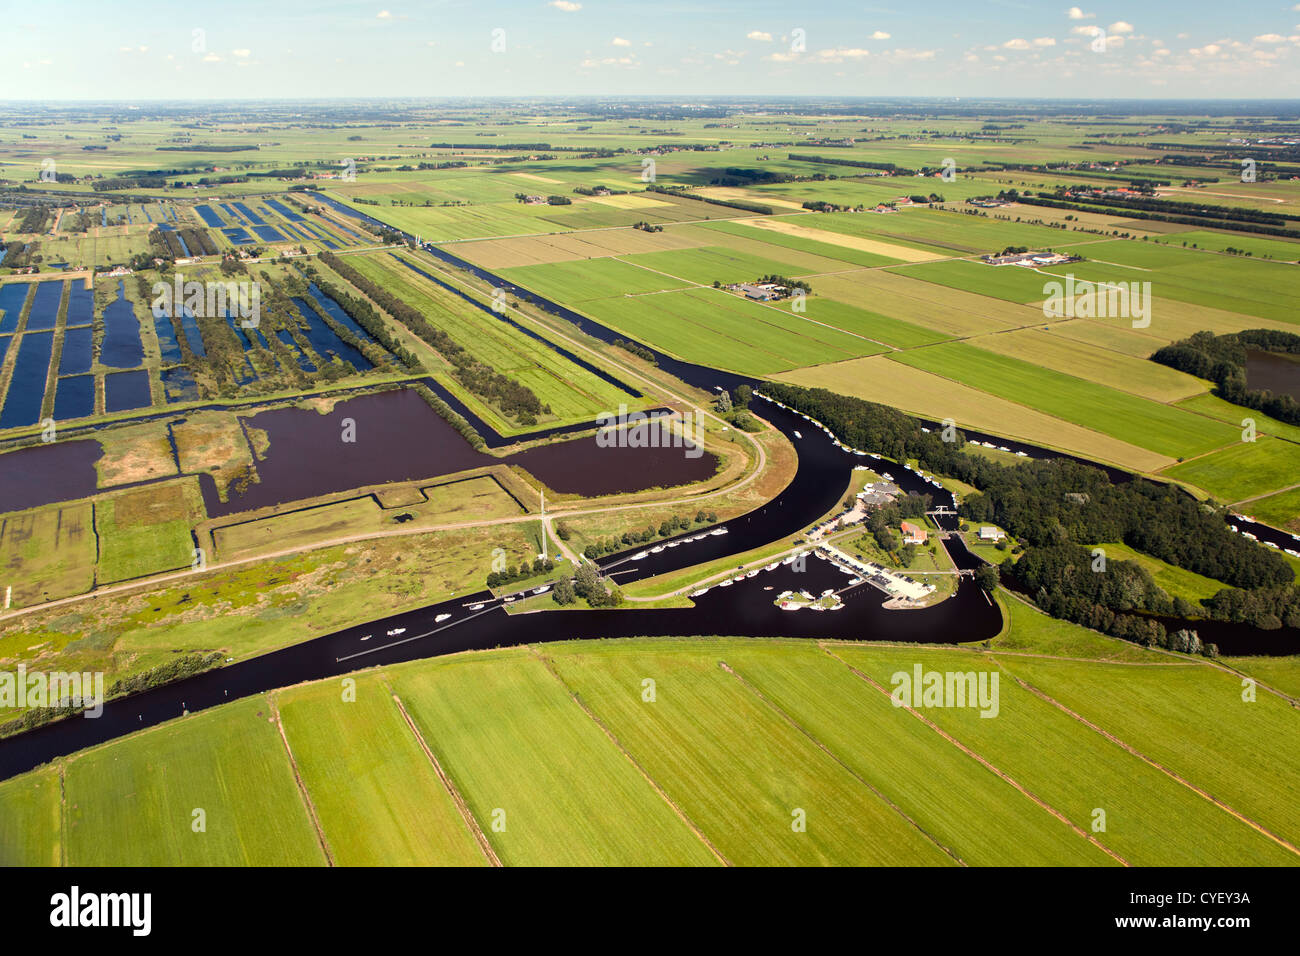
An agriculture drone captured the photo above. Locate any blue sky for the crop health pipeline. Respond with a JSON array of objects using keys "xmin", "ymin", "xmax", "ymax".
[{"xmin": 8, "ymin": 0, "xmax": 1300, "ymax": 99}]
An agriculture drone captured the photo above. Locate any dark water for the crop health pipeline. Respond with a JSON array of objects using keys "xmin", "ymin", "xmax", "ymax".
[
  {"xmin": 154, "ymin": 314, "xmax": 184, "ymax": 365},
  {"xmin": 254, "ymin": 225, "xmax": 286, "ymax": 242},
  {"xmin": 58, "ymin": 326, "xmax": 93, "ymax": 375},
  {"xmin": 197, "ymin": 387, "xmax": 718, "ymax": 517},
  {"xmin": 64, "ymin": 282, "xmax": 93, "ymax": 327},
  {"xmin": 179, "ymin": 309, "xmax": 207, "ymax": 358},
  {"xmin": 265, "ymin": 198, "xmax": 305, "ymax": 222},
  {"xmin": 0, "ymin": 439, "xmax": 101, "ymax": 510},
  {"xmin": 222, "ymin": 227, "xmax": 255, "ymax": 245},
  {"xmin": 220, "ymin": 203, "xmax": 245, "ymax": 224},
  {"xmin": 52, "ymin": 374, "xmax": 95, "ymax": 421},
  {"xmin": 99, "ymin": 281, "xmax": 144, "ymax": 369},
  {"xmin": 162, "ymin": 366, "xmax": 199, "ymax": 403},
  {"xmin": 0, "ymin": 330, "xmax": 52, "ymax": 428},
  {"xmin": 290, "ymin": 297, "xmax": 372, "ymax": 370},
  {"xmin": 232, "ymin": 202, "xmax": 265, "ymax": 225},
  {"xmin": 23, "ymin": 281, "xmax": 62, "ymax": 332},
  {"xmin": 104, "ymin": 369, "xmax": 152, "ymax": 413},
  {"xmin": 195, "ymin": 205, "xmax": 224, "ymax": 228},
  {"xmin": 275, "ymin": 329, "xmax": 317, "ymax": 371},
  {"xmin": 1245, "ymin": 350, "xmax": 1300, "ymax": 401},
  {"xmin": 0, "ymin": 283, "xmax": 29, "ymax": 334},
  {"xmin": 304, "ymin": 282, "xmax": 374, "ymax": 343}
]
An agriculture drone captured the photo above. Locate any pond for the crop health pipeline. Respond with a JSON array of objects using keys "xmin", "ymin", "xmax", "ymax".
[
  {"xmin": 1245, "ymin": 350, "xmax": 1300, "ymax": 402},
  {"xmin": 99, "ymin": 281, "xmax": 144, "ymax": 369},
  {"xmin": 23, "ymin": 281, "xmax": 63, "ymax": 332},
  {"xmin": 0, "ymin": 283, "xmax": 28, "ymax": 334},
  {"xmin": 52, "ymin": 374, "xmax": 95, "ymax": 421},
  {"xmin": 0, "ymin": 330, "xmax": 53, "ymax": 428},
  {"xmin": 58, "ymin": 326, "xmax": 93, "ymax": 375},
  {"xmin": 104, "ymin": 369, "xmax": 152, "ymax": 413}
]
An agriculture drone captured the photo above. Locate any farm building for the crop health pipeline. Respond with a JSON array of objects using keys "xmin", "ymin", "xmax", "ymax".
[
  {"xmin": 901, "ymin": 521, "xmax": 928, "ymax": 545},
  {"xmin": 979, "ymin": 526, "xmax": 1006, "ymax": 542}
]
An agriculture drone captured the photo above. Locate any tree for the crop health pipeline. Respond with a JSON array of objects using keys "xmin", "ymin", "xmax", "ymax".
[
  {"xmin": 733, "ymin": 384, "xmax": 752, "ymax": 409},
  {"xmin": 574, "ymin": 561, "xmax": 606, "ymax": 604},
  {"xmin": 552, "ymin": 578, "xmax": 576, "ymax": 606},
  {"xmin": 974, "ymin": 563, "xmax": 1000, "ymax": 592},
  {"xmin": 715, "ymin": 390, "xmax": 732, "ymax": 414}
]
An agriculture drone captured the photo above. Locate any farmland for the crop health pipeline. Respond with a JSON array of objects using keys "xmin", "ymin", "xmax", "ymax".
[{"xmin": 4, "ymin": 618, "xmax": 1298, "ymax": 866}]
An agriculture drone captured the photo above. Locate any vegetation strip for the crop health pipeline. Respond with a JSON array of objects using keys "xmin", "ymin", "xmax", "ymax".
[
  {"xmin": 532, "ymin": 649, "xmax": 730, "ymax": 866},
  {"xmin": 389, "ymin": 691, "xmax": 500, "ymax": 867},
  {"xmin": 269, "ymin": 696, "xmax": 336, "ymax": 867},
  {"xmin": 1001, "ymin": 666, "xmax": 1300, "ymax": 860},
  {"xmin": 819, "ymin": 645, "xmax": 1130, "ymax": 866},
  {"xmin": 718, "ymin": 659, "xmax": 967, "ymax": 866}
]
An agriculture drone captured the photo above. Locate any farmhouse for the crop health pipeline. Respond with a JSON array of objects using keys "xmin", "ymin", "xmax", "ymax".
[
  {"xmin": 901, "ymin": 521, "xmax": 928, "ymax": 545},
  {"xmin": 979, "ymin": 526, "xmax": 1005, "ymax": 542}
]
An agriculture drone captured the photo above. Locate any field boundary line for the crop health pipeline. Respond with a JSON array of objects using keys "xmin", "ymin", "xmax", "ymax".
[
  {"xmin": 58, "ymin": 762, "xmax": 67, "ymax": 867},
  {"xmin": 997, "ymin": 663, "xmax": 1300, "ymax": 860},
  {"xmin": 819, "ymin": 644, "xmax": 1129, "ymax": 866},
  {"xmin": 388, "ymin": 690, "xmax": 501, "ymax": 867},
  {"xmin": 531, "ymin": 648, "xmax": 730, "ymax": 866},
  {"xmin": 267, "ymin": 695, "xmax": 335, "ymax": 867},
  {"xmin": 718, "ymin": 658, "xmax": 966, "ymax": 867}
]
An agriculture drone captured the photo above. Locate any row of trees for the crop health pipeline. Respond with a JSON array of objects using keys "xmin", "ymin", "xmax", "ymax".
[
  {"xmin": 580, "ymin": 510, "xmax": 718, "ymax": 559},
  {"xmin": 486, "ymin": 556, "xmax": 555, "ymax": 589},
  {"xmin": 320, "ymin": 252, "xmax": 550, "ymax": 424}
]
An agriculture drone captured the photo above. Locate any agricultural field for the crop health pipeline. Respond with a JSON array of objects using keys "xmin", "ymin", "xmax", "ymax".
[{"xmin": 4, "ymin": 620, "xmax": 1298, "ymax": 866}]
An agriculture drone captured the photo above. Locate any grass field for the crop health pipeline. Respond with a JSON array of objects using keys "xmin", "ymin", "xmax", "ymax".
[
  {"xmin": 1088, "ymin": 541, "xmax": 1230, "ymax": 605},
  {"xmin": 1161, "ymin": 437, "xmax": 1300, "ymax": 505},
  {"xmin": 275, "ymin": 675, "xmax": 488, "ymax": 866},
  {"xmin": 64, "ymin": 695, "xmax": 325, "ymax": 866},
  {"xmin": 0, "ymin": 502, "xmax": 96, "ymax": 606},
  {"xmin": 6, "ymin": 621, "xmax": 1298, "ymax": 866},
  {"xmin": 95, "ymin": 482, "xmax": 198, "ymax": 583}
]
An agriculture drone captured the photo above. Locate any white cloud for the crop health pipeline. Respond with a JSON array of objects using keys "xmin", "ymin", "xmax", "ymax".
[
  {"xmin": 1067, "ymin": 6, "xmax": 1094, "ymax": 19},
  {"xmin": 746, "ymin": 30, "xmax": 773, "ymax": 42},
  {"xmin": 1033, "ymin": 37, "xmax": 1056, "ymax": 47},
  {"xmin": 1002, "ymin": 38, "xmax": 1031, "ymax": 50},
  {"xmin": 1108, "ymin": 21, "xmax": 1134, "ymax": 35},
  {"xmin": 890, "ymin": 48, "xmax": 936, "ymax": 60},
  {"xmin": 611, "ymin": 36, "xmax": 630, "ymax": 46},
  {"xmin": 202, "ymin": 53, "xmax": 222, "ymax": 62},
  {"xmin": 232, "ymin": 49, "xmax": 251, "ymax": 58},
  {"xmin": 1255, "ymin": 33, "xmax": 1287, "ymax": 43},
  {"xmin": 377, "ymin": 9, "xmax": 392, "ymax": 18},
  {"xmin": 550, "ymin": 0, "xmax": 581, "ymax": 10},
  {"xmin": 1190, "ymin": 43, "xmax": 1222, "ymax": 56},
  {"xmin": 870, "ymin": 30, "xmax": 891, "ymax": 40}
]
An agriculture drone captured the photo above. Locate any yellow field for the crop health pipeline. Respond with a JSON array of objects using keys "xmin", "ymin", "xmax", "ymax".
[
  {"xmin": 511, "ymin": 172, "xmax": 561, "ymax": 184},
  {"xmin": 967, "ymin": 328, "xmax": 1208, "ymax": 402},
  {"xmin": 775, "ymin": 355, "xmax": 1175, "ymax": 473},
  {"xmin": 696, "ymin": 187, "xmax": 807, "ymax": 211},
  {"xmin": 1025, "ymin": 296, "xmax": 1299, "ymax": 345},
  {"xmin": 1040, "ymin": 319, "xmax": 1169, "ymax": 359},
  {"xmin": 588, "ymin": 193, "xmax": 673, "ymax": 209},
  {"xmin": 813, "ymin": 270, "xmax": 1035, "ymax": 336},
  {"xmin": 737, "ymin": 217, "xmax": 948, "ymax": 262}
]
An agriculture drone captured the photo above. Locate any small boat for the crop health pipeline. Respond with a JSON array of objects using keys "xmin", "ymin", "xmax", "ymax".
[
  {"xmin": 1230, "ymin": 525, "xmax": 1238, "ymax": 532},
  {"xmin": 720, "ymin": 579, "xmax": 733, "ymax": 587},
  {"xmin": 651, "ymin": 546, "xmax": 664, "ymax": 553},
  {"xmin": 1015, "ymin": 450, "xmax": 1028, "ymax": 457},
  {"xmin": 667, "ymin": 541, "xmax": 679, "ymax": 548},
  {"xmin": 503, "ymin": 596, "xmax": 516, "ymax": 603},
  {"xmin": 763, "ymin": 586, "xmax": 773, "ymax": 591},
  {"xmin": 793, "ymin": 430, "xmax": 802, "ymax": 438},
  {"xmin": 632, "ymin": 551, "xmax": 649, "ymax": 560},
  {"xmin": 765, "ymin": 563, "xmax": 779, "ymax": 571},
  {"xmin": 1265, "ymin": 541, "xmax": 1280, "ymax": 549},
  {"xmin": 981, "ymin": 441, "xmax": 995, "ymax": 448},
  {"xmin": 690, "ymin": 588, "xmax": 709, "ymax": 597},
  {"xmin": 710, "ymin": 527, "xmax": 728, "ymax": 536},
  {"xmin": 998, "ymin": 445, "xmax": 1010, "ymax": 452},
  {"xmin": 1243, "ymin": 533, "xmax": 1257, "ymax": 541},
  {"xmin": 881, "ymin": 473, "xmax": 894, "ymax": 481},
  {"xmin": 533, "ymin": 586, "xmax": 550, "ymax": 594},
  {"xmin": 1241, "ymin": 515, "xmax": 1255, "ymax": 523},
  {"xmin": 360, "ymin": 635, "xmax": 371, "ymax": 641},
  {"xmin": 386, "ymin": 628, "xmax": 406, "ymax": 637},
  {"xmin": 921, "ymin": 426, "xmax": 930, "ymax": 433},
  {"xmin": 469, "ymin": 603, "xmax": 484, "ymax": 611},
  {"xmin": 435, "ymin": 613, "xmax": 451, "ymax": 623},
  {"xmin": 821, "ymin": 589, "xmax": 835, "ymax": 596},
  {"xmin": 1285, "ymin": 549, "xmax": 1299, "ymax": 558},
  {"xmin": 746, "ymin": 570, "xmax": 758, "ymax": 578}
]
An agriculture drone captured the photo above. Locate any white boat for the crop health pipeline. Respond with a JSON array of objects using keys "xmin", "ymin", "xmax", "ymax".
[
  {"xmin": 1015, "ymin": 451, "xmax": 1029, "ymax": 457},
  {"xmin": 881, "ymin": 473, "xmax": 894, "ymax": 481},
  {"xmin": 651, "ymin": 546, "xmax": 664, "ymax": 553},
  {"xmin": 387, "ymin": 628, "xmax": 406, "ymax": 637},
  {"xmin": 921, "ymin": 426, "xmax": 930, "ymax": 433},
  {"xmin": 719, "ymin": 579, "xmax": 733, "ymax": 587},
  {"xmin": 968, "ymin": 439, "xmax": 980, "ymax": 445},
  {"xmin": 1230, "ymin": 525, "xmax": 1238, "ymax": 532},
  {"xmin": 435, "ymin": 613, "xmax": 451, "ymax": 623},
  {"xmin": 710, "ymin": 527, "xmax": 728, "ymax": 535},
  {"xmin": 1285, "ymin": 549, "xmax": 1299, "ymax": 558},
  {"xmin": 821, "ymin": 589, "xmax": 835, "ymax": 596},
  {"xmin": 854, "ymin": 449, "xmax": 866, "ymax": 456},
  {"xmin": 360, "ymin": 634, "xmax": 371, "ymax": 641},
  {"xmin": 1241, "ymin": 515, "xmax": 1255, "ymax": 523},
  {"xmin": 998, "ymin": 446, "xmax": 1010, "ymax": 452},
  {"xmin": 793, "ymin": 430, "xmax": 802, "ymax": 438},
  {"xmin": 469, "ymin": 604, "xmax": 484, "ymax": 610},
  {"xmin": 503, "ymin": 596, "xmax": 515, "ymax": 603},
  {"xmin": 666, "ymin": 541, "xmax": 679, "ymax": 548},
  {"xmin": 533, "ymin": 586, "xmax": 550, "ymax": 594},
  {"xmin": 981, "ymin": 441, "xmax": 995, "ymax": 448},
  {"xmin": 690, "ymin": 588, "xmax": 709, "ymax": 597},
  {"xmin": 632, "ymin": 551, "xmax": 649, "ymax": 560},
  {"xmin": 1265, "ymin": 541, "xmax": 1280, "ymax": 549},
  {"xmin": 746, "ymin": 570, "xmax": 759, "ymax": 578},
  {"xmin": 1243, "ymin": 533, "xmax": 1257, "ymax": 541},
  {"xmin": 765, "ymin": 563, "xmax": 779, "ymax": 571}
]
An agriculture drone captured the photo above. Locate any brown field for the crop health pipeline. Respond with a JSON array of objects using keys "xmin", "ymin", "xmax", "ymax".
[
  {"xmin": 172, "ymin": 412, "xmax": 255, "ymax": 498},
  {"xmin": 94, "ymin": 422, "xmax": 179, "ymax": 487},
  {"xmin": 696, "ymin": 187, "xmax": 807, "ymax": 211},
  {"xmin": 0, "ymin": 503, "xmax": 97, "ymax": 607},
  {"xmin": 967, "ymin": 328, "xmax": 1207, "ymax": 402},
  {"xmin": 1040, "ymin": 320, "xmax": 1170, "ymax": 359},
  {"xmin": 454, "ymin": 226, "xmax": 709, "ymax": 269},
  {"xmin": 775, "ymin": 355, "xmax": 1175, "ymax": 473}
]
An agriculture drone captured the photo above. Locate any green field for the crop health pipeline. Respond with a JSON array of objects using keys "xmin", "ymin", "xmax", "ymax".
[
  {"xmin": 889, "ymin": 341, "xmax": 1238, "ymax": 461},
  {"xmin": 1162, "ymin": 437, "xmax": 1300, "ymax": 505}
]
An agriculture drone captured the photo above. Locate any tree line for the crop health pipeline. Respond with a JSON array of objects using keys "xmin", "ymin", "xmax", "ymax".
[{"xmin": 1151, "ymin": 329, "xmax": 1300, "ymax": 427}]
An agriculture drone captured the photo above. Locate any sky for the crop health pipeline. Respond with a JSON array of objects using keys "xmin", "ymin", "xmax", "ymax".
[{"xmin": 7, "ymin": 0, "xmax": 1300, "ymax": 100}]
